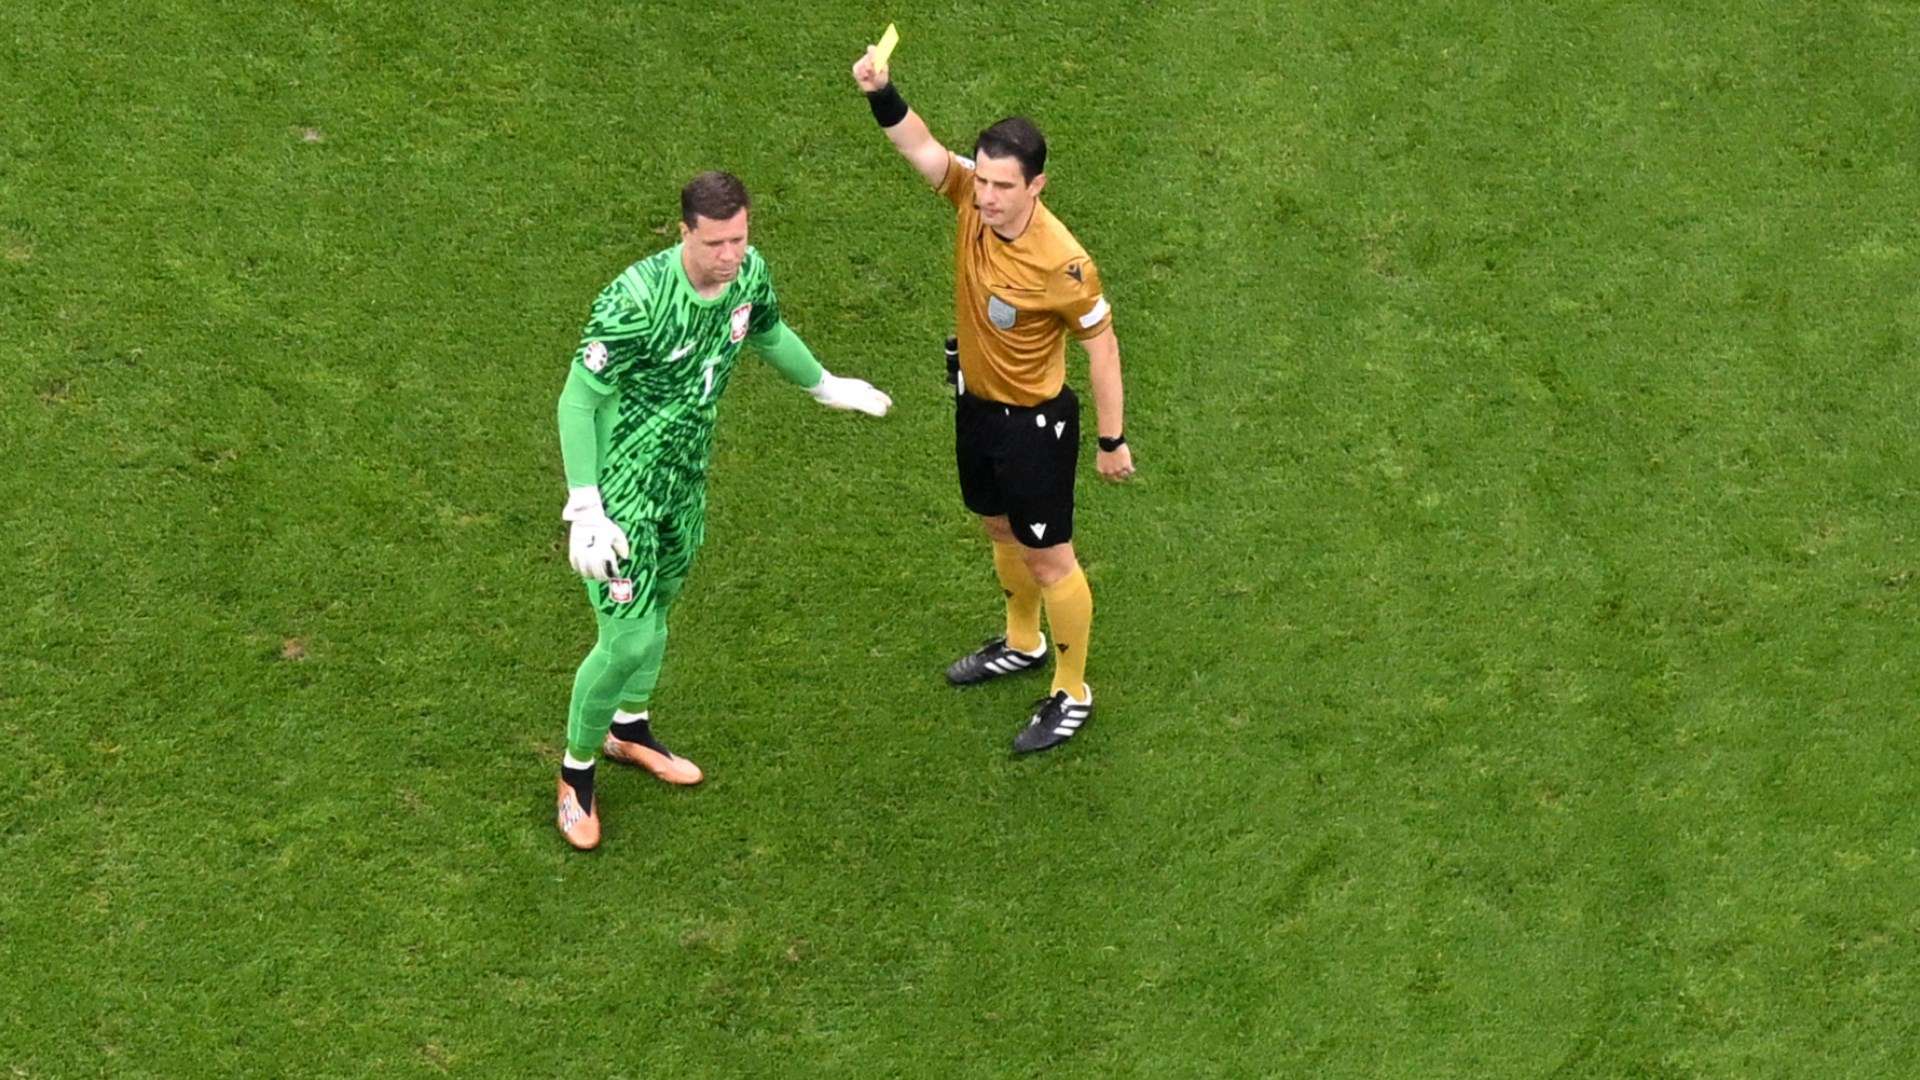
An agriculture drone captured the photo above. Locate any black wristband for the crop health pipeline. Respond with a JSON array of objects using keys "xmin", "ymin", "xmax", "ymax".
[
  {"xmin": 866, "ymin": 82, "xmax": 909, "ymax": 128},
  {"xmin": 1098, "ymin": 433, "xmax": 1126, "ymax": 452}
]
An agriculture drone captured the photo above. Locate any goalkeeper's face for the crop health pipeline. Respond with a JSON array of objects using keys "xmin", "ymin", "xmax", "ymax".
[{"xmin": 680, "ymin": 209, "xmax": 750, "ymax": 286}]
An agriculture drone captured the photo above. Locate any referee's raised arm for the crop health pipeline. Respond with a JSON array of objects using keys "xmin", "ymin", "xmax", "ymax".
[{"xmin": 852, "ymin": 46, "xmax": 951, "ymax": 190}]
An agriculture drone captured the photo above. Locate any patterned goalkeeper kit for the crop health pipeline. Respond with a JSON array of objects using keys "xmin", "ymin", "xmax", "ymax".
[{"xmin": 570, "ymin": 243, "xmax": 782, "ymax": 619}]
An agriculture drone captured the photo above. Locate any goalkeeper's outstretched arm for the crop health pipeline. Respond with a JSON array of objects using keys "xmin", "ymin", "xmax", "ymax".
[
  {"xmin": 852, "ymin": 46, "xmax": 949, "ymax": 190},
  {"xmin": 747, "ymin": 320, "xmax": 893, "ymax": 417}
]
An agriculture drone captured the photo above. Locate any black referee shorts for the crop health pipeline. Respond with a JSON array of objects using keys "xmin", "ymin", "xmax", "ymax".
[{"xmin": 955, "ymin": 385, "xmax": 1080, "ymax": 548}]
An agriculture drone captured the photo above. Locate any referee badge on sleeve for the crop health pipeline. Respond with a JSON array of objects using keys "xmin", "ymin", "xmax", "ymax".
[
  {"xmin": 987, "ymin": 294, "xmax": 1017, "ymax": 330},
  {"xmin": 1077, "ymin": 296, "xmax": 1110, "ymax": 329}
]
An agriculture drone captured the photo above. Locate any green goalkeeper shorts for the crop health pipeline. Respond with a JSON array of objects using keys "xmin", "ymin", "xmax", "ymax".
[{"xmin": 587, "ymin": 501, "xmax": 707, "ymax": 620}]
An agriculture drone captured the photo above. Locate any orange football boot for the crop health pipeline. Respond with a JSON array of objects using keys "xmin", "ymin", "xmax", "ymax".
[
  {"xmin": 556, "ymin": 776, "xmax": 600, "ymax": 850},
  {"xmin": 603, "ymin": 721, "xmax": 703, "ymax": 786}
]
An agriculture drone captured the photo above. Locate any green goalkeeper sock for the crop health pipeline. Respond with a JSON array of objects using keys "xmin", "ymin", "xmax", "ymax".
[
  {"xmin": 565, "ymin": 610, "xmax": 667, "ymax": 761},
  {"xmin": 615, "ymin": 611, "xmax": 669, "ymax": 710}
]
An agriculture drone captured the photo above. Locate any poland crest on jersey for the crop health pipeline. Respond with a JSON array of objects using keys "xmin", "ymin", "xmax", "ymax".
[{"xmin": 730, "ymin": 303, "xmax": 752, "ymax": 343}]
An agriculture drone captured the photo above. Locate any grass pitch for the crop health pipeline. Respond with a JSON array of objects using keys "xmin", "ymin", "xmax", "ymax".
[{"xmin": 4, "ymin": 1, "xmax": 1919, "ymax": 1075}]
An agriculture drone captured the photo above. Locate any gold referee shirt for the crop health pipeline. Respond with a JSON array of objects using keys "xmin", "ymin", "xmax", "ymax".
[{"xmin": 940, "ymin": 152, "xmax": 1113, "ymax": 407}]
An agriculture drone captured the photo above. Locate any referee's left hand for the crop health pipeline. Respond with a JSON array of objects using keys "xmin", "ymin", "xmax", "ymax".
[{"xmin": 1097, "ymin": 444, "xmax": 1135, "ymax": 482}]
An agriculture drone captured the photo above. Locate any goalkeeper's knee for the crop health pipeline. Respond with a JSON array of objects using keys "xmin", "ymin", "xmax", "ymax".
[{"xmin": 595, "ymin": 614, "xmax": 662, "ymax": 674}]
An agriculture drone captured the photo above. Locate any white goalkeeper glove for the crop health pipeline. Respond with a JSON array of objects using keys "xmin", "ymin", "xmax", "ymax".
[
  {"xmin": 562, "ymin": 486, "xmax": 630, "ymax": 582},
  {"xmin": 809, "ymin": 371, "xmax": 893, "ymax": 417}
]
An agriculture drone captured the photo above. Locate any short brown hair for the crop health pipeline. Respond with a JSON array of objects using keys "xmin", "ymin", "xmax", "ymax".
[
  {"xmin": 974, "ymin": 118, "xmax": 1047, "ymax": 183},
  {"xmin": 681, "ymin": 171, "xmax": 751, "ymax": 227}
]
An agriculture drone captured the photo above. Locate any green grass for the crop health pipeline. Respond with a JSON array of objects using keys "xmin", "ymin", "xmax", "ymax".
[{"xmin": 4, "ymin": 1, "xmax": 1919, "ymax": 1075}]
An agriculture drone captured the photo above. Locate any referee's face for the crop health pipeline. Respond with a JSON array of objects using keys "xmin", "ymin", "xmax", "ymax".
[
  {"xmin": 972, "ymin": 152, "xmax": 1045, "ymax": 230},
  {"xmin": 680, "ymin": 209, "xmax": 750, "ymax": 286}
]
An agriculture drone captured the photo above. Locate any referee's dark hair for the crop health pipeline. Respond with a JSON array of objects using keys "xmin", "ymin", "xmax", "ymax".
[
  {"xmin": 681, "ymin": 171, "xmax": 751, "ymax": 226},
  {"xmin": 975, "ymin": 118, "xmax": 1047, "ymax": 182}
]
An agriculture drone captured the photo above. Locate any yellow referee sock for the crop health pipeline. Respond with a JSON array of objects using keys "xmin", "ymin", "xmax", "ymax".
[
  {"xmin": 992, "ymin": 542, "xmax": 1045, "ymax": 654},
  {"xmin": 1041, "ymin": 566, "xmax": 1092, "ymax": 700}
]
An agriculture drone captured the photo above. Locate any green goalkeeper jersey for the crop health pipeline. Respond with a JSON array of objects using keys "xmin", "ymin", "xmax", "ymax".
[{"xmin": 571, "ymin": 244, "xmax": 783, "ymax": 518}]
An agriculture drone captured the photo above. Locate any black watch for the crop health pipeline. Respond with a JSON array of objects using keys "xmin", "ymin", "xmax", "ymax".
[{"xmin": 1097, "ymin": 433, "xmax": 1126, "ymax": 452}]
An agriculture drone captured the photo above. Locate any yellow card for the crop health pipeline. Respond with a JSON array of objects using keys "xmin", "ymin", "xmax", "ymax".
[{"xmin": 874, "ymin": 23, "xmax": 900, "ymax": 69}]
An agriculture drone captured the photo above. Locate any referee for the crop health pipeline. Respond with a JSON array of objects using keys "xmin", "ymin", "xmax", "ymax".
[{"xmin": 852, "ymin": 43, "xmax": 1136, "ymax": 753}]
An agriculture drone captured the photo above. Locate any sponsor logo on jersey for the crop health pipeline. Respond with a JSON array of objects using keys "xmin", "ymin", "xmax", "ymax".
[
  {"xmin": 584, "ymin": 340, "xmax": 608, "ymax": 372},
  {"xmin": 987, "ymin": 294, "xmax": 1017, "ymax": 331},
  {"xmin": 1066, "ymin": 262, "xmax": 1084, "ymax": 284},
  {"xmin": 609, "ymin": 579, "xmax": 635, "ymax": 604},
  {"xmin": 730, "ymin": 303, "xmax": 753, "ymax": 343}
]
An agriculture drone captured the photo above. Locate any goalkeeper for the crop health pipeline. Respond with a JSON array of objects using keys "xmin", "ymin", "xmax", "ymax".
[{"xmin": 552, "ymin": 171, "xmax": 892, "ymax": 850}]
